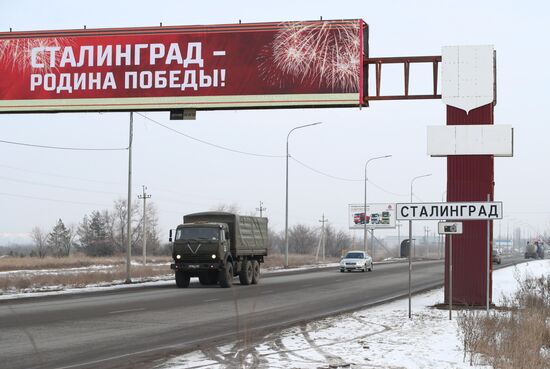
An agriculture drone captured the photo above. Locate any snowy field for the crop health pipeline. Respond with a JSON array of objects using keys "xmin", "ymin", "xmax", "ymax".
[
  {"xmin": 0, "ymin": 262, "xmax": 339, "ymax": 300},
  {"xmin": 158, "ymin": 260, "xmax": 550, "ymax": 369}
]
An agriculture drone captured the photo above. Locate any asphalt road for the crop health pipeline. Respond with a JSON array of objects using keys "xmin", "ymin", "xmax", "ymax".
[{"xmin": 0, "ymin": 257, "xmax": 523, "ymax": 369}]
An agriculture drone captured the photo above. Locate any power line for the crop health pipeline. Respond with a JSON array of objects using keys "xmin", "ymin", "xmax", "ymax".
[
  {"xmin": 139, "ymin": 113, "xmax": 410, "ymax": 197},
  {"xmin": 0, "ymin": 191, "xmax": 111, "ymax": 207},
  {"xmin": 290, "ymin": 156, "xmax": 409, "ymax": 197},
  {"xmin": 137, "ymin": 113, "xmax": 285, "ymax": 158},
  {"xmin": 0, "ymin": 175, "xmax": 124, "ymax": 196},
  {"xmin": 290, "ymin": 156, "xmax": 362, "ymax": 182},
  {"xmin": 0, "ymin": 139, "xmax": 128, "ymax": 151},
  {"xmin": 0, "ymin": 163, "xmax": 123, "ymax": 185}
]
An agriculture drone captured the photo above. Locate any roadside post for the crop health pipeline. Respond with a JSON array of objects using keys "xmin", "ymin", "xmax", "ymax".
[
  {"xmin": 438, "ymin": 221, "xmax": 463, "ymax": 320},
  {"xmin": 397, "ymin": 201, "xmax": 503, "ymax": 318}
]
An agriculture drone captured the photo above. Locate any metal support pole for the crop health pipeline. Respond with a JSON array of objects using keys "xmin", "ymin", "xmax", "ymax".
[
  {"xmin": 363, "ymin": 155, "xmax": 391, "ymax": 254},
  {"xmin": 408, "ymin": 219, "xmax": 412, "ymax": 319},
  {"xmin": 284, "ymin": 122, "xmax": 321, "ymax": 268},
  {"xmin": 125, "ymin": 112, "xmax": 133, "ymax": 284},
  {"xmin": 486, "ymin": 194, "xmax": 491, "ymax": 314},
  {"xmin": 449, "ymin": 234, "xmax": 453, "ymax": 320},
  {"xmin": 138, "ymin": 185, "xmax": 151, "ymax": 266},
  {"xmin": 285, "ymin": 138, "xmax": 289, "ymax": 268},
  {"xmin": 319, "ymin": 214, "xmax": 328, "ymax": 262}
]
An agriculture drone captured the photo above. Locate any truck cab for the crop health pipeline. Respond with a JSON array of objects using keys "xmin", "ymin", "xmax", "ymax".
[
  {"xmin": 171, "ymin": 223, "xmax": 229, "ymax": 286},
  {"xmin": 172, "ymin": 222, "xmax": 229, "ymax": 265}
]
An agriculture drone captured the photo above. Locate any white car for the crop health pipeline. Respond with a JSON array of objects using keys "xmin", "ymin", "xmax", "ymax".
[{"xmin": 340, "ymin": 251, "xmax": 373, "ymax": 272}]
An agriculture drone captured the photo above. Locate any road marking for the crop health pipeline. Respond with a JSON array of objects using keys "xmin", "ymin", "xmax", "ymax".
[
  {"xmin": 204, "ymin": 298, "xmax": 220, "ymax": 302},
  {"xmin": 108, "ymin": 308, "xmax": 145, "ymax": 315}
]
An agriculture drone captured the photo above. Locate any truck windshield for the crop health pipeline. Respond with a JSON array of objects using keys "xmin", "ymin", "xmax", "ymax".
[{"xmin": 176, "ymin": 227, "xmax": 219, "ymax": 241}]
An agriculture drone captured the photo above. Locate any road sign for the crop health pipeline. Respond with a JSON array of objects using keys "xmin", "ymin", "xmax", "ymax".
[
  {"xmin": 396, "ymin": 201, "xmax": 503, "ymax": 221},
  {"xmin": 438, "ymin": 222, "xmax": 463, "ymax": 234}
]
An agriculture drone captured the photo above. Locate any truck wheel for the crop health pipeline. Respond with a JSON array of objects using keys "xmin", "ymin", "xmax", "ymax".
[
  {"xmin": 239, "ymin": 259, "xmax": 253, "ymax": 285},
  {"xmin": 219, "ymin": 262, "xmax": 233, "ymax": 288},
  {"xmin": 175, "ymin": 271, "xmax": 190, "ymax": 288},
  {"xmin": 251, "ymin": 260, "xmax": 260, "ymax": 284}
]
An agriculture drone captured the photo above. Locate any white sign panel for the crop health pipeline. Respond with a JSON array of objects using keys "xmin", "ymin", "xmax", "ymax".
[
  {"xmin": 348, "ymin": 203, "xmax": 396, "ymax": 229},
  {"xmin": 427, "ymin": 125, "xmax": 513, "ymax": 157},
  {"xmin": 442, "ymin": 45, "xmax": 495, "ymax": 113},
  {"xmin": 396, "ymin": 202, "xmax": 503, "ymax": 221},
  {"xmin": 438, "ymin": 222, "xmax": 463, "ymax": 234}
]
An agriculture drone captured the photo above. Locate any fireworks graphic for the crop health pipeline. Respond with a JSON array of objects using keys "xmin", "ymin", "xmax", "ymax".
[
  {"xmin": 259, "ymin": 21, "xmax": 361, "ymax": 92},
  {"xmin": 0, "ymin": 37, "xmax": 72, "ymax": 74}
]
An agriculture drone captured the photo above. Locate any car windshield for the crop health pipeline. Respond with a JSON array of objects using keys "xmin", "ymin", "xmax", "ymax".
[
  {"xmin": 345, "ymin": 252, "xmax": 364, "ymax": 259},
  {"xmin": 176, "ymin": 227, "xmax": 218, "ymax": 240}
]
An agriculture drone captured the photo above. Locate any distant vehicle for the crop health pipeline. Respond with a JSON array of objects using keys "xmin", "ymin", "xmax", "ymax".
[
  {"xmin": 492, "ymin": 249, "xmax": 501, "ymax": 264},
  {"xmin": 370, "ymin": 213, "xmax": 380, "ymax": 224},
  {"xmin": 340, "ymin": 250, "xmax": 373, "ymax": 272},
  {"xmin": 170, "ymin": 212, "xmax": 268, "ymax": 288},
  {"xmin": 525, "ymin": 241, "xmax": 545, "ymax": 259},
  {"xmin": 353, "ymin": 212, "xmax": 370, "ymax": 225}
]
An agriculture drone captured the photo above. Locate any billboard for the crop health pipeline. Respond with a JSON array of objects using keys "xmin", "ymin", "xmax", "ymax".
[
  {"xmin": 0, "ymin": 20, "xmax": 367, "ymax": 113},
  {"xmin": 348, "ymin": 203, "xmax": 396, "ymax": 230}
]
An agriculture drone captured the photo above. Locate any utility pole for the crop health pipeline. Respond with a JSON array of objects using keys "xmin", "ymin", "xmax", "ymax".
[
  {"xmin": 424, "ymin": 226, "xmax": 430, "ymax": 257},
  {"xmin": 319, "ymin": 214, "xmax": 328, "ymax": 261},
  {"xmin": 125, "ymin": 112, "xmax": 133, "ymax": 284},
  {"xmin": 256, "ymin": 201, "xmax": 266, "ymax": 217},
  {"xmin": 138, "ymin": 185, "xmax": 151, "ymax": 265}
]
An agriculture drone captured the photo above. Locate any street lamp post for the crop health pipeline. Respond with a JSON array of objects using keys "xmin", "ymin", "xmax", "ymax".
[
  {"xmin": 363, "ymin": 155, "xmax": 392, "ymax": 258},
  {"xmin": 284, "ymin": 122, "xmax": 322, "ymax": 268},
  {"xmin": 408, "ymin": 173, "xmax": 431, "ymax": 319}
]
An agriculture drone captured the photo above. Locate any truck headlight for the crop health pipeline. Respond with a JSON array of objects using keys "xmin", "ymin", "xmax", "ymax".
[
  {"xmin": 211, "ymin": 254, "xmax": 216, "ymax": 259},
  {"xmin": 176, "ymin": 254, "xmax": 181, "ymax": 260}
]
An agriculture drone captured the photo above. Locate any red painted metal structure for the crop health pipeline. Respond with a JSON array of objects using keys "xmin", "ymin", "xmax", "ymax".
[
  {"xmin": 445, "ymin": 104, "xmax": 494, "ymax": 305},
  {"xmin": 363, "ymin": 57, "xmax": 495, "ymax": 306}
]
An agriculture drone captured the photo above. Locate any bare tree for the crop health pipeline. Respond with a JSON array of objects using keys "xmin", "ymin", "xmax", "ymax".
[
  {"xmin": 110, "ymin": 199, "xmax": 140, "ymax": 254},
  {"xmin": 322, "ymin": 225, "xmax": 352, "ymax": 257},
  {"xmin": 30, "ymin": 226, "xmax": 48, "ymax": 258},
  {"xmin": 268, "ymin": 229, "xmax": 284, "ymax": 254},
  {"xmin": 289, "ymin": 224, "xmax": 318, "ymax": 254}
]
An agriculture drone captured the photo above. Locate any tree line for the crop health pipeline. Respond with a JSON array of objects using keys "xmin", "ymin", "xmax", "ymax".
[
  {"xmin": 26, "ymin": 199, "xmax": 354, "ymax": 259},
  {"xmin": 268, "ymin": 223, "xmax": 353, "ymax": 257},
  {"xmin": 30, "ymin": 199, "xmax": 163, "ymax": 258}
]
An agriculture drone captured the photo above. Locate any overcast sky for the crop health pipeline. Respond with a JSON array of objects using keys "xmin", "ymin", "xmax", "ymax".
[{"xmin": 0, "ymin": 0, "xmax": 548, "ymax": 244}]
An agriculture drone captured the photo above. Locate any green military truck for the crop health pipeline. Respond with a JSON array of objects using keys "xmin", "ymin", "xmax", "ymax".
[{"xmin": 169, "ymin": 212, "xmax": 268, "ymax": 288}]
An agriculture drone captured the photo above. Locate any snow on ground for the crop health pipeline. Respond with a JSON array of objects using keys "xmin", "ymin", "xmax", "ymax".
[
  {"xmin": 0, "ymin": 262, "xmax": 339, "ymax": 300},
  {"xmin": 158, "ymin": 260, "xmax": 550, "ymax": 369}
]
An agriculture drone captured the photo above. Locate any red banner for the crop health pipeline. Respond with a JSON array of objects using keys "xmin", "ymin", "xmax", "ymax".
[{"xmin": 0, "ymin": 20, "xmax": 367, "ymax": 113}]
